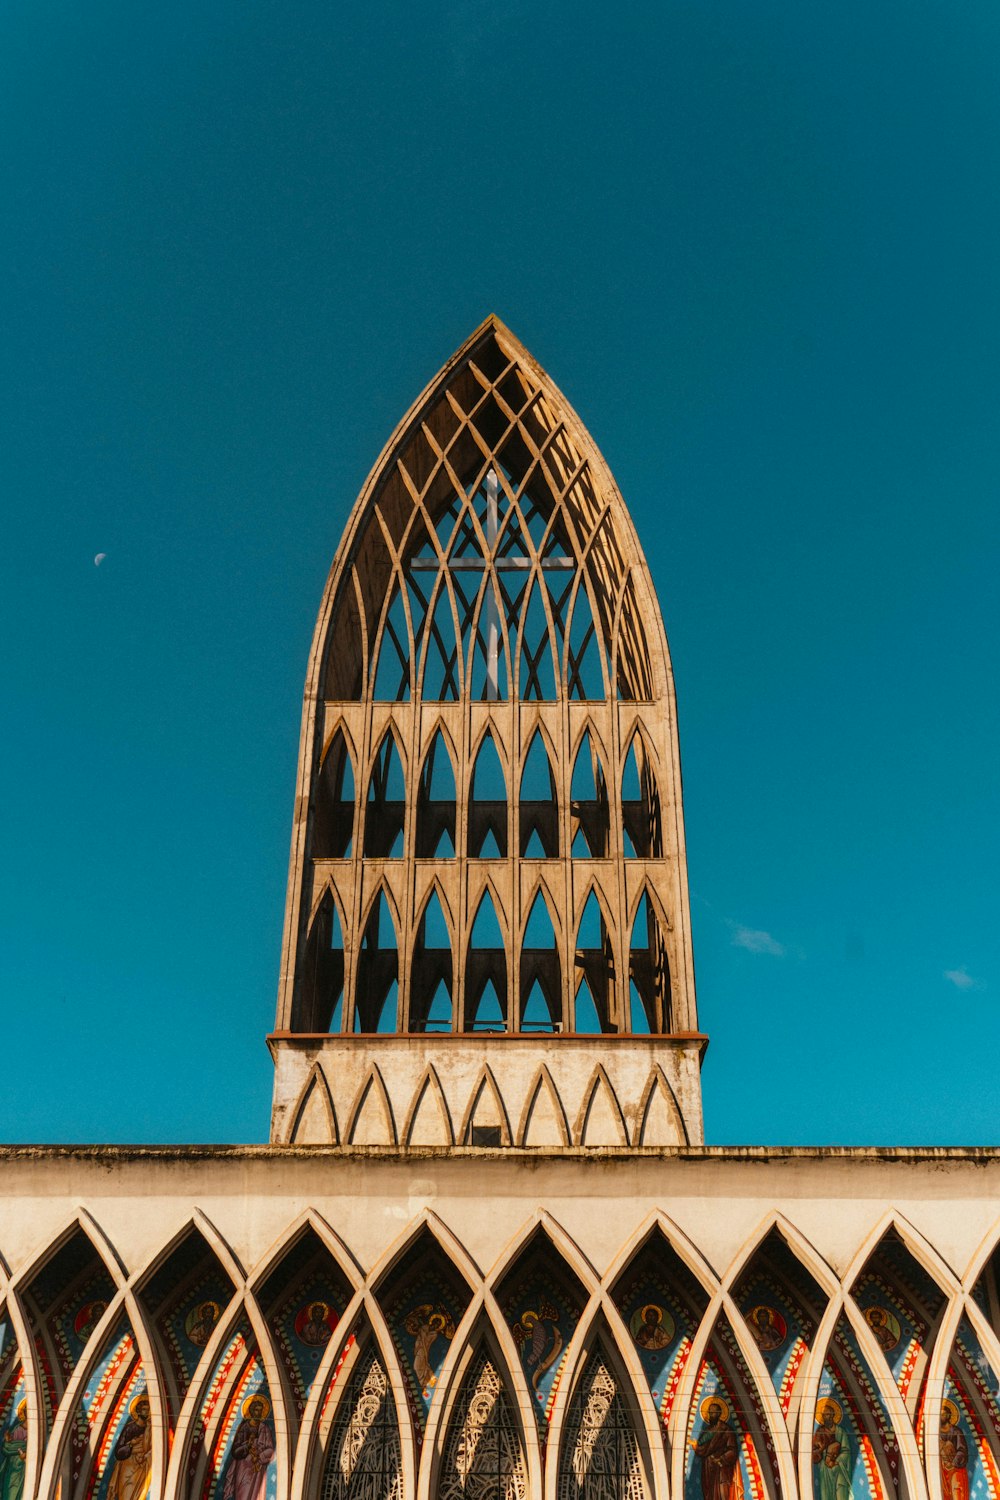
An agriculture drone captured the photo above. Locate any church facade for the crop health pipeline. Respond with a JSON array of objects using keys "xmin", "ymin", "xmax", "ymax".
[{"xmin": 1, "ymin": 319, "xmax": 998, "ymax": 1500}]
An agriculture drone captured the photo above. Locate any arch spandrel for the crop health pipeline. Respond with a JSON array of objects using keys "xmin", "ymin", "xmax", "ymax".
[{"xmin": 272, "ymin": 315, "xmax": 703, "ymax": 1147}]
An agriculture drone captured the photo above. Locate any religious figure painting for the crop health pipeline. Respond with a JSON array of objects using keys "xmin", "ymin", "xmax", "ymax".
[
  {"xmin": 940, "ymin": 1399, "xmax": 970, "ymax": 1500},
  {"xmin": 106, "ymin": 1393, "xmax": 153, "ymax": 1500},
  {"xmin": 812, "ymin": 1398, "xmax": 854, "ymax": 1500},
  {"xmin": 294, "ymin": 1300, "xmax": 336, "ymax": 1347},
  {"xmin": 748, "ymin": 1305, "xmax": 786, "ymax": 1353},
  {"xmin": 75, "ymin": 1300, "xmax": 108, "ymax": 1343},
  {"xmin": 691, "ymin": 1395, "xmax": 744, "ymax": 1500},
  {"xmin": 0, "ymin": 1400, "xmax": 26, "ymax": 1500},
  {"xmin": 863, "ymin": 1307, "xmax": 900, "ymax": 1354},
  {"xmin": 630, "ymin": 1303, "xmax": 675, "ymax": 1352},
  {"xmin": 221, "ymin": 1394, "xmax": 275, "ymax": 1500},
  {"xmin": 512, "ymin": 1301, "xmax": 564, "ymax": 1396},
  {"xmin": 402, "ymin": 1305, "xmax": 456, "ymax": 1398},
  {"xmin": 186, "ymin": 1300, "xmax": 221, "ymax": 1348}
]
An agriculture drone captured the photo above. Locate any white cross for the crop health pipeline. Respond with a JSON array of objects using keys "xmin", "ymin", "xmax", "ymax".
[{"xmin": 411, "ymin": 468, "xmax": 573, "ymax": 701}]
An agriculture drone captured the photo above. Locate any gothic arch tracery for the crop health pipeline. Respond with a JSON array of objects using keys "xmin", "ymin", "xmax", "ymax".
[{"xmin": 276, "ymin": 316, "xmax": 698, "ymax": 1045}]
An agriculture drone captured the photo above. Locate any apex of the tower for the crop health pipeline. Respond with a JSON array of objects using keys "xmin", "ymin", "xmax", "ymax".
[{"xmin": 268, "ymin": 324, "xmax": 704, "ymax": 1149}]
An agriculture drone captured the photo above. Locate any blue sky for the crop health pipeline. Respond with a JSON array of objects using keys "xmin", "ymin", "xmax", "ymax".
[{"xmin": 2, "ymin": 0, "xmax": 998, "ymax": 1144}]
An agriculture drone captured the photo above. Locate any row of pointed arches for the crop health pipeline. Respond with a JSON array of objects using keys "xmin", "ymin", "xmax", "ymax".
[
  {"xmin": 314, "ymin": 724, "xmax": 663, "ymax": 864},
  {"xmin": 3, "ymin": 1207, "xmax": 1000, "ymax": 1500},
  {"xmin": 304, "ymin": 878, "xmax": 670, "ymax": 1034}
]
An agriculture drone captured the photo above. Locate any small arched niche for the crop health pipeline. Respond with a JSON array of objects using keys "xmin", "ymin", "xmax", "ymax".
[
  {"xmin": 628, "ymin": 891, "xmax": 671, "ymax": 1034},
  {"xmin": 409, "ymin": 890, "xmax": 454, "ymax": 1034},
  {"xmin": 468, "ymin": 733, "xmax": 507, "ymax": 859},
  {"xmin": 573, "ymin": 890, "xmax": 616, "ymax": 1034},
  {"xmin": 354, "ymin": 891, "xmax": 399, "ymax": 1034},
  {"xmin": 621, "ymin": 730, "xmax": 662, "ymax": 859},
  {"xmin": 298, "ymin": 889, "xmax": 346, "ymax": 1033},
  {"xmin": 313, "ymin": 729, "xmax": 355, "ymax": 860},
  {"xmin": 519, "ymin": 729, "xmax": 558, "ymax": 858},
  {"xmin": 519, "ymin": 890, "xmax": 561, "ymax": 1034},
  {"xmin": 415, "ymin": 730, "xmax": 457, "ymax": 858},
  {"xmin": 464, "ymin": 890, "xmax": 507, "ymax": 1033},
  {"xmin": 364, "ymin": 733, "xmax": 406, "ymax": 859}
]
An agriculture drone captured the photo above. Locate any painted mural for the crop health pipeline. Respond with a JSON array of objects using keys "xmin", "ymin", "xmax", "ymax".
[
  {"xmin": 6, "ymin": 1217, "xmax": 1000, "ymax": 1500},
  {"xmin": 684, "ymin": 1323, "xmax": 778, "ymax": 1500}
]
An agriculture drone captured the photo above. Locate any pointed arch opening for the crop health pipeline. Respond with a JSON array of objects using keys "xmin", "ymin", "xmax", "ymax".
[
  {"xmin": 520, "ymin": 891, "xmax": 561, "ymax": 1034},
  {"xmin": 298, "ymin": 889, "xmax": 347, "ymax": 1032},
  {"xmin": 319, "ymin": 1337, "xmax": 403, "ymax": 1500},
  {"xmin": 812, "ymin": 1313, "xmax": 906, "ymax": 1500},
  {"xmin": 256, "ymin": 1225, "xmax": 355, "ymax": 1426},
  {"xmin": 849, "ymin": 1228, "xmax": 948, "ymax": 1419},
  {"xmin": 621, "ymin": 731, "xmax": 663, "ymax": 859},
  {"xmin": 410, "ymin": 890, "xmax": 454, "ymax": 1034},
  {"xmin": 609, "ymin": 1225, "xmax": 710, "ymax": 1441},
  {"xmin": 372, "ymin": 574, "xmax": 413, "ymax": 702},
  {"xmin": 354, "ymin": 891, "xmax": 399, "ymax": 1034},
  {"xmin": 519, "ymin": 730, "xmax": 558, "ymax": 858},
  {"xmin": 421, "ymin": 579, "xmax": 462, "ymax": 702},
  {"xmin": 556, "ymin": 1342, "xmax": 651, "ymax": 1500},
  {"xmin": 374, "ymin": 1228, "xmax": 473, "ymax": 1435},
  {"xmin": 469, "ymin": 734, "xmax": 507, "ymax": 859},
  {"xmin": 465, "ymin": 891, "xmax": 507, "ymax": 1034},
  {"xmin": 573, "ymin": 890, "xmax": 615, "ymax": 1034},
  {"xmin": 314, "ymin": 730, "xmax": 356, "ymax": 860},
  {"xmin": 416, "ymin": 731, "xmax": 457, "ymax": 858},
  {"xmin": 323, "ymin": 575, "xmax": 366, "ymax": 701},
  {"xmin": 939, "ymin": 1315, "xmax": 1000, "ymax": 1500},
  {"xmin": 21, "ymin": 1225, "xmax": 118, "ymax": 1453},
  {"xmin": 136, "ymin": 1223, "xmax": 238, "ymax": 1433},
  {"xmin": 729, "ymin": 1226, "xmax": 826, "ymax": 1427},
  {"xmin": 495, "ymin": 1229, "xmax": 587, "ymax": 1433},
  {"xmin": 628, "ymin": 891, "xmax": 671, "ymax": 1034},
  {"xmin": 566, "ymin": 580, "xmax": 607, "ymax": 700},
  {"xmin": 436, "ymin": 1341, "xmax": 529, "ymax": 1500},
  {"xmin": 684, "ymin": 1312, "xmax": 782, "ymax": 1500},
  {"xmin": 364, "ymin": 733, "xmax": 406, "ymax": 859},
  {"xmin": 571, "ymin": 731, "xmax": 609, "ymax": 858},
  {"xmin": 517, "ymin": 577, "xmax": 558, "ymax": 702}
]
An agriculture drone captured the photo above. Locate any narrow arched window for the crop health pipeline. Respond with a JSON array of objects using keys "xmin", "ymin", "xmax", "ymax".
[
  {"xmin": 415, "ymin": 731, "xmax": 457, "ymax": 857},
  {"xmin": 519, "ymin": 730, "xmax": 558, "ymax": 857},
  {"xmin": 621, "ymin": 732, "xmax": 662, "ymax": 859},
  {"xmin": 520, "ymin": 891, "xmax": 561, "ymax": 1033},
  {"xmin": 468, "ymin": 734, "xmax": 507, "ymax": 858},
  {"xmin": 354, "ymin": 892, "xmax": 398, "ymax": 1033},
  {"xmin": 410, "ymin": 890, "xmax": 453, "ymax": 1033},
  {"xmin": 573, "ymin": 891, "xmax": 614, "ymax": 1034},
  {"xmin": 557, "ymin": 1346, "xmax": 649, "ymax": 1500},
  {"xmin": 629, "ymin": 891, "xmax": 670, "ymax": 1033},
  {"xmin": 437, "ymin": 1352, "xmax": 528, "ymax": 1500},
  {"xmin": 465, "ymin": 892, "xmax": 507, "ymax": 1033},
  {"xmin": 313, "ymin": 730, "xmax": 355, "ymax": 859},
  {"xmin": 566, "ymin": 580, "xmax": 606, "ymax": 700},
  {"xmin": 298, "ymin": 890, "xmax": 346, "ymax": 1032},
  {"xmin": 372, "ymin": 577, "xmax": 413, "ymax": 702},
  {"xmin": 364, "ymin": 734, "xmax": 406, "ymax": 859},
  {"xmin": 571, "ymin": 731, "xmax": 609, "ymax": 857},
  {"xmin": 321, "ymin": 1346, "xmax": 402, "ymax": 1500}
]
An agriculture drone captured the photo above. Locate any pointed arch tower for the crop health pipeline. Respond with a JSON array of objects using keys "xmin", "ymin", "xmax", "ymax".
[{"xmin": 270, "ymin": 316, "xmax": 705, "ymax": 1146}]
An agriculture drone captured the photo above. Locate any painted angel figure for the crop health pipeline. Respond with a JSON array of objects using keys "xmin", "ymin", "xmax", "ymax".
[
  {"xmin": 512, "ymin": 1300, "xmax": 563, "ymax": 1392},
  {"xmin": 404, "ymin": 1305, "xmax": 456, "ymax": 1393}
]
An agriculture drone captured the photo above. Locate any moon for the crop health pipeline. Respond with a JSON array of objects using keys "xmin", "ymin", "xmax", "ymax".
[{"xmin": 94, "ymin": 553, "xmax": 106, "ymax": 566}]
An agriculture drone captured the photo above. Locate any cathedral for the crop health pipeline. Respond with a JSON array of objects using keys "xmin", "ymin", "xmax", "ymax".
[{"xmin": 1, "ymin": 316, "xmax": 998, "ymax": 1500}]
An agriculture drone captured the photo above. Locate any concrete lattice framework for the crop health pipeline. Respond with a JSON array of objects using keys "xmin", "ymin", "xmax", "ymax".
[{"xmin": 270, "ymin": 316, "xmax": 704, "ymax": 1146}]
